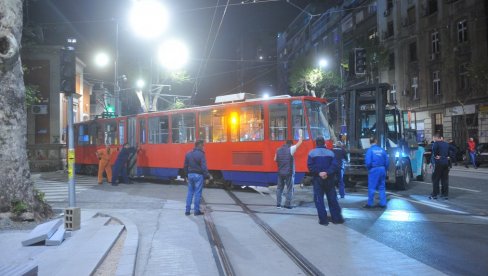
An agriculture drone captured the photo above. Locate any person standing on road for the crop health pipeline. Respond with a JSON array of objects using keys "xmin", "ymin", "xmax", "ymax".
[
  {"xmin": 307, "ymin": 136, "xmax": 343, "ymax": 225},
  {"xmin": 274, "ymin": 130, "xmax": 303, "ymax": 209},
  {"xmin": 364, "ymin": 136, "xmax": 389, "ymax": 209},
  {"xmin": 448, "ymin": 139, "xmax": 458, "ymax": 167},
  {"xmin": 332, "ymin": 141, "xmax": 348, "ymax": 199},
  {"xmin": 183, "ymin": 140, "xmax": 212, "ymax": 216},
  {"xmin": 111, "ymin": 143, "xmax": 139, "ymax": 185},
  {"xmin": 96, "ymin": 144, "xmax": 113, "ymax": 185},
  {"xmin": 430, "ymin": 134, "xmax": 452, "ymax": 200},
  {"xmin": 465, "ymin": 137, "xmax": 478, "ymax": 169}
]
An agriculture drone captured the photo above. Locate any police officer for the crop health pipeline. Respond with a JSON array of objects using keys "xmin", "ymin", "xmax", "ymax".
[
  {"xmin": 274, "ymin": 132, "xmax": 303, "ymax": 209},
  {"xmin": 364, "ymin": 136, "xmax": 389, "ymax": 209},
  {"xmin": 332, "ymin": 141, "xmax": 347, "ymax": 198},
  {"xmin": 307, "ymin": 137, "xmax": 343, "ymax": 225},
  {"xmin": 429, "ymin": 134, "xmax": 452, "ymax": 200},
  {"xmin": 111, "ymin": 143, "xmax": 139, "ymax": 185}
]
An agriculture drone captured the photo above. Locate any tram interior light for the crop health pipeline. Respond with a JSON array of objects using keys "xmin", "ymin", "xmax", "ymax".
[{"xmin": 230, "ymin": 112, "xmax": 238, "ymax": 125}]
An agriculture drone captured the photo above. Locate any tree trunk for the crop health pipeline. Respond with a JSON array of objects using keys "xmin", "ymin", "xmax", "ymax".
[{"xmin": 0, "ymin": 0, "xmax": 52, "ymax": 219}]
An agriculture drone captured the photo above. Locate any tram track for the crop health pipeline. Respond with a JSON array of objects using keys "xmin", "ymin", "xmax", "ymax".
[{"xmin": 202, "ymin": 189, "xmax": 323, "ymax": 276}]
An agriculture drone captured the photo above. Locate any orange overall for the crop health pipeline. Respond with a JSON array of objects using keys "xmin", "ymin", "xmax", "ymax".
[{"xmin": 96, "ymin": 146, "xmax": 113, "ymax": 184}]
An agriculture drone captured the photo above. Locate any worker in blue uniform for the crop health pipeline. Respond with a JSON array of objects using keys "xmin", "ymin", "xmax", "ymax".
[
  {"xmin": 429, "ymin": 134, "xmax": 452, "ymax": 200},
  {"xmin": 307, "ymin": 136, "xmax": 344, "ymax": 225},
  {"xmin": 364, "ymin": 136, "xmax": 389, "ymax": 209}
]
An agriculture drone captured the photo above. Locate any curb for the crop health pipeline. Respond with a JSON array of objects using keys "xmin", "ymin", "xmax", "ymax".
[{"xmin": 97, "ymin": 212, "xmax": 139, "ymax": 276}]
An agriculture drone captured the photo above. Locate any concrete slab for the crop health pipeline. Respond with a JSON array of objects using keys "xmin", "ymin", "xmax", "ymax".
[
  {"xmin": 45, "ymin": 225, "xmax": 65, "ymax": 246},
  {"xmin": 0, "ymin": 261, "xmax": 38, "ymax": 276},
  {"xmin": 21, "ymin": 218, "xmax": 63, "ymax": 246}
]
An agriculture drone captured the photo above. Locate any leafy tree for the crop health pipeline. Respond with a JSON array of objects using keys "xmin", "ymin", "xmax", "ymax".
[{"xmin": 0, "ymin": 0, "xmax": 52, "ymax": 219}]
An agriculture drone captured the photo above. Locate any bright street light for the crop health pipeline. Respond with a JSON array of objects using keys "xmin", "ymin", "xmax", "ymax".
[
  {"xmin": 319, "ymin": 58, "xmax": 328, "ymax": 69},
  {"xmin": 130, "ymin": 0, "xmax": 169, "ymax": 38},
  {"xmin": 94, "ymin": 52, "xmax": 110, "ymax": 68},
  {"xmin": 136, "ymin": 79, "xmax": 145, "ymax": 89},
  {"xmin": 157, "ymin": 39, "xmax": 189, "ymax": 70}
]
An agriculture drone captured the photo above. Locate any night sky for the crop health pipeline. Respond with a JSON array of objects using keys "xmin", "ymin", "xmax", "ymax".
[{"xmin": 25, "ymin": 0, "xmax": 312, "ymax": 105}]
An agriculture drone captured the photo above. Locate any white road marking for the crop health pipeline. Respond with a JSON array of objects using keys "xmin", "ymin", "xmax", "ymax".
[
  {"xmin": 416, "ymin": 181, "xmax": 480, "ymax": 192},
  {"xmin": 388, "ymin": 192, "xmax": 469, "ymax": 214}
]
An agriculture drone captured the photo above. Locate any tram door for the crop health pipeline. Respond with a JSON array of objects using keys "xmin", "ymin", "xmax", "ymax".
[{"xmin": 127, "ymin": 117, "xmax": 137, "ymax": 177}]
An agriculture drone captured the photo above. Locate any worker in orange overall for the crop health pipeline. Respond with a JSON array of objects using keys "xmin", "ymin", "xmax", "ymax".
[{"xmin": 96, "ymin": 144, "xmax": 113, "ymax": 184}]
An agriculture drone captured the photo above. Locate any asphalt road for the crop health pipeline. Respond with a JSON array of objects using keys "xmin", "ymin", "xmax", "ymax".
[{"xmin": 344, "ymin": 168, "xmax": 488, "ymax": 276}]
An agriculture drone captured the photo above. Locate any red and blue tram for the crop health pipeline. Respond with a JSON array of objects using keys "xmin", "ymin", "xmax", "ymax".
[{"xmin": 74, "ymin": 94, "xmax": 334, "ymax": 187}]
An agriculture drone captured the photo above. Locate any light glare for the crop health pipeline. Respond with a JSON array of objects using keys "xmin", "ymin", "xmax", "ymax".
[
  {"xmin": 158, "ymin": 39, "xmax": 189, "ymax": 70},
  {"xmin": 130, "ymin": 0, "xmax": 169, "ymax": 38}
]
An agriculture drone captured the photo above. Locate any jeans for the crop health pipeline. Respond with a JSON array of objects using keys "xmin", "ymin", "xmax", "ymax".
[
  {"xmin": 469, "ymin": 152, "xmax": 477, "ymax": 167},
  {"xmin": 337, "ymin": 164, "xmax": 345, "ymax": 197},
  {"xmin": 276, "ymin": 174, "xmax": 293, "ymax": 206},
  {"xmin": 186, "ymin": 173, "xmax": 204, "ymax": 213}
]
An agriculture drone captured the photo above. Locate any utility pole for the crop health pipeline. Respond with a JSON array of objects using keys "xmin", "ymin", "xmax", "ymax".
[{"xmin": 60, "ymin": 38, "xmax": 77, "ymax": 207}]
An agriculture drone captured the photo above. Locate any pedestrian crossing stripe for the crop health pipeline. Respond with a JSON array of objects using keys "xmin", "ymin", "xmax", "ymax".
[{"xmin": 34, "ymin": 175, "xmax": 99, "ymax": 202}]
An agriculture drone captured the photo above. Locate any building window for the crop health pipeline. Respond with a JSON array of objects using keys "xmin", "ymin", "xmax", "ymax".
[
  {"xmin": 369, "ymin": 1, "xmax": 377, "ymax": 14},
  {"xmin": 457, "ymin": 20, "xmax": 468, "ymax": 43},
  {"xmin": 368, "ymin": 28, "xmax": 378, "ymax": 40},
  {"xmin": 409, "ymin": 42, "xmax": 417, "ymax": 62},
  {"xmin": 388, "ymin": 52, "xmax": 395, "ymax": 70},
  {"xmin": 459, "ymin": 63, "xmax": 470, "ymax": 90},
  {"xmin": 412, "ymin": 77, "xmax": 419, "ymax": 100},
  {"xmin": 427, "ymin": 0, "xmax": 438, "ymax": 15},
  {"xmin": 433, "ymin": 71, "xmax": 441, "ymax": 96},
  {"xmin": 433, "ymin": 113, "xmax": 443, "ymax": 137},
  {"xmin": 406, "ymin": 6, "xmax": 416, "ymax": 25},
  {"xmin": 386, "ymin": 21, "xmax": 394, "ymax": 38},
  {"xmin": 386, "ymin": 0, "xmax": 393, "ymax": 10},
  {"xmin": 431, "ymin": 31, "xmax": 440, "ymax": 54}
]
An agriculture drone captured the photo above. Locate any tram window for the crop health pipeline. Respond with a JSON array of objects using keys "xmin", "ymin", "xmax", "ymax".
[
  {"xmin": 77, "ymin": 124, "xmax": 90, "ymax": 145},
  {"xmin": 104, "ymin": 122, "xmax": 117, "ymax": 145},
  {"xmin": 306, "ymin": 100, "xmax": 331, "ymax": 140},
  {"xmin": 269, "ymin": 103, "xmax": 288, "ymax": 141},
  {"xmin": 199, "ymin": 110, "xmax": 226, "ymax": 143},
  {"xmin": 118, "ymin": 121, "xmax": 125, "ymax": 145},
  {"xmin": 139, "ymin": 119, "xmax": 146, "ymax": 144},
  {"xmin": 239, "ymin": 105, "xmax": 264, "ymax": 141},
  {"xmin": 89, "ymin": 123, "xmax": 98, "ymax": 145},
  {"xmin": 172, "ymin": 113, "xmax": 196, "ymax": 143},
  {"xmin": 291, "ymin": 100, "xmax": 310, "ymax": 140},
  {"xmin": 148, "ymin": 116, "xmax": 169, "ymax": 144}
]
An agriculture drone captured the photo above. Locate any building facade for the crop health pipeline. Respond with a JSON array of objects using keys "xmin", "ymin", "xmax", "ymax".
[
  {"xmin": 277, "ymin": 0, "xmax": 488, "ymax": 148},
  {"xmin": 23, "ymin": 45, "xmax": 92, "ymax": 171}
]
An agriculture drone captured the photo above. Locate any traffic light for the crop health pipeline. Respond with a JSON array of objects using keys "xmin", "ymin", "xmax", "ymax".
[
  {"xmin": 60, "ymin": 48, "xmax": 76, "ymax": 95},
  {"xmin": 354, "ymin": 48, "xmax": 366, "ymax": 75}
]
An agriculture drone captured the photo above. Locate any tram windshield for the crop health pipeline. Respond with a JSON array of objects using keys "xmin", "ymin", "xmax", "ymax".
[{"xmin": 305, "ymin": 100, "xmax": 331, "ymax": 140}]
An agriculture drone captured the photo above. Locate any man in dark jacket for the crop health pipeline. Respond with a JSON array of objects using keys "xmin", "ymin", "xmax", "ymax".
[
  {"xmin": 112, "ymin": 143, "xmax": 138, "ymax": 185},
  {"xmin": 274, "ymin": 132, "xmax": 303, "ymax": 209},
  {"xmin": 183, "ymin": 140, "xmax": 212, "ymax": 216},
  {"xmin": 332, "ymin": 141, "xmax": 348, "ymax": 198},
  {"xmin": 307, "ymin": 136, "xmax": 343, "ymax": 225},
  {"xmin": 430, "ymin": 134, "xmax": 452, "ymax": 200}
]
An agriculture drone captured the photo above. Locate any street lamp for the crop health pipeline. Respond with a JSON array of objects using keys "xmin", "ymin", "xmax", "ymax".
[{"xmin": 130, "ymin": 0, "xmax": 169, "ymax": 39}]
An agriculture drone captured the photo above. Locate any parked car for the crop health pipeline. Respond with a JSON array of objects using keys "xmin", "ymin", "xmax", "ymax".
[{"xmin": 476, "ymin": 143, "xmax": 488, "ymax": 166}]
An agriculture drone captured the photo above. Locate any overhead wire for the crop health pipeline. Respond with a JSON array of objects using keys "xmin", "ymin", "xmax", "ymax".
[
  {"xmin": 192, "ymin": 0, "xmax": 221, "ymax": 97},
  {"xmin": 192, "ymin": 0, "xmax": 231, "ymax": 100}
]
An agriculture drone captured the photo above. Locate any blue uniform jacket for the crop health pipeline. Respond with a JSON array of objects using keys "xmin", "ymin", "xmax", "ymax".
[
  {"xmin": 431, "ymin": 141, "xmax": 451, "ymax": 166},
  {"xmin": 365, "ymin": 144, "xmax": 389, "ymax": 170},
  {"xmin": 184, "ymin": 148, "xmax": 210, "ymax": 178},
  {"xmin": 307, "ymin": 146, "xmax": 338, "ymax": 176}
]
